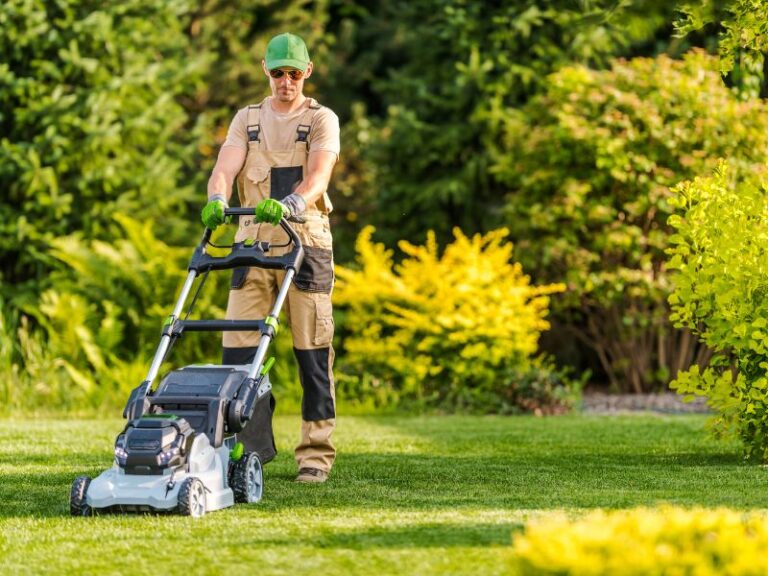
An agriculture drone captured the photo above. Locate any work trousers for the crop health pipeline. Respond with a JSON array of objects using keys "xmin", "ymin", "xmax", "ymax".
[{"xmin": 223, "ymin": 264, "xmax": 336, "ymax": 472}]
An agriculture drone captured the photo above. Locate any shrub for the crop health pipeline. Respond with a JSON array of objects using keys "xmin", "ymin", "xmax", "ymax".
[
  {"xmin": 667, "ymin": 163, "xmax": 768, "ymax": 460},
  {"xmin": 1, "ymin": 216, "xmax": 309, "ymax": 414},
  {"xmin": 333, "ymin": 226, "xmax": 575, "ymax": 413},
  {"xmin": 499, "ymin": 50, "xmax": 768, "ymax": 392},
  {"xmin": 510, "ymin": 506, "xmax": 768, "ymax": 575},
  {"xmin": 0, "ymin": 0, "xmax": 203, "ymax": 302},
  {"xmin": 498, "ymin": 357, "xmax": 585, "ymax": 416},
  {"xmin": 10, "ymin": 215, "xmax": 229, "ymax": 411},
  {"xmin": 349, "ymin": 1, "xmax": 676, "ymax": 247}
]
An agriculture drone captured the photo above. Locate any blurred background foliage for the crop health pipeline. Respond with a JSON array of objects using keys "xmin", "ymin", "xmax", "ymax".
[
  {"xmin": 501, "ymin": 51, "xmax": 768, "ymax": 393},
  {"xmin": 0, "ymin": 0, "xmax": 204, "ymax": 306},
  {"xmin": 1, "ymin": 0, "xmax": 767, "ymax": 415}
]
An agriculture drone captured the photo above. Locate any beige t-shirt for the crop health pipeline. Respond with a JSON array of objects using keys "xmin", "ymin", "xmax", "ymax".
[{"xmin": 222, "ymin": 97, "xmax": 340, "ymax": 157}]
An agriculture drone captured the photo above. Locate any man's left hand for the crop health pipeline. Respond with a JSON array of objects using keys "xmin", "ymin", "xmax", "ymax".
[{"xmin": 255, "ymin": 198, "xmax": 290, "ymax": 225}]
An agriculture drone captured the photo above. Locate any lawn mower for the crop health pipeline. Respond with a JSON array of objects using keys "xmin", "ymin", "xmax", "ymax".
[{"xmin": 69, "ymin": 208, "xmax": 303, "ymax": 517}]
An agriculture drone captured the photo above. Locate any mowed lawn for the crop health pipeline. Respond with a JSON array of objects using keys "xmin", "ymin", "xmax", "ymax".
[{"xmin": 1, "ymin": 413, "xmax": 767, "ymax": 575}]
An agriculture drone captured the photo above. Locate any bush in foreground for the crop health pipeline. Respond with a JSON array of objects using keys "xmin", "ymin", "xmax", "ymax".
[
  {"xmin": 511, "ymin": 506, "xmax": 768, "ymax": 575},
  {"xmin": 333, "ymin": 226, "xmax": 577, "ymax": 413}
]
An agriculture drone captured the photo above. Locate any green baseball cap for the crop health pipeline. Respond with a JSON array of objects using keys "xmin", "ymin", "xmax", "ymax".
[{"xmin": 265, "ymin": 33, "xmax": 310, "ymax": 72}]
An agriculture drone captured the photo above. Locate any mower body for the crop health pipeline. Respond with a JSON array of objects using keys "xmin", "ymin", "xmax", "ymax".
[
  {"xmin": 86, "ymin": 430, "xmax": 234, "ymax": 513},
  {"xmin": 75, "ymin": 365, "xmax": 273, "ymax": 516}
]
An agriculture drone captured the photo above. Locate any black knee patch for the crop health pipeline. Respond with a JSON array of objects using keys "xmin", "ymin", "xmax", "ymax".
[
  {"xmin": 222, "ymin": 346, "xmax": 257, "ymax": 365},
  {"xmin": 293, "ymin": 247, "xmax": 334, "ymax": 293},
  {"xmin": 294, "ymin": 347, "xmax": 335, "ymax": 421}
]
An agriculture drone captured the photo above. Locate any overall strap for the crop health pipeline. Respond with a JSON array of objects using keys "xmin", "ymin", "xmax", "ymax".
[
  {"xmin": 295, "ymin": 101, "xmax": 323, "ymax": 145},
  {"xmin": 246, "ymin": 103, "xmax": 262, "ymax": 143}
]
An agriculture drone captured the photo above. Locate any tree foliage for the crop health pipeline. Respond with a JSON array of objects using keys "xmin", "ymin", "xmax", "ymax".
[
  {"xmin": 676, "ymin": 0, "xmax": 768, "ymax": 75},
  {"xmin": 346, "ymin": 0, "xmax": 678, "ymax": 247},
  {"xmin": 0, "ymin": 0, "xmax": 202, "ymax": 303},
  {"xmin": 497, "ymin": 51, "xmax": 768, "ymax": 392},
  {"xmin": 4, "ymin": 0, "xmax": 767, "ymax": 411}
]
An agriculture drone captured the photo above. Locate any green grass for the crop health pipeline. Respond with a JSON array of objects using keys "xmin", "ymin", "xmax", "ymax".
[{"xmin": 1, "ymin": 414, "xmax": 766, "ymax": 575}]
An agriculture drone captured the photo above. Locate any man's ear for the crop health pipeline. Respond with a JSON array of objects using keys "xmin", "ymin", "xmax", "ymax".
[
  {"xmin": 304, "ymin": 62, "xmax": 314, "ymax": 79},
  {"xmin": 262, "ymin": 59, "xmax": 270, "ymax": 77}
]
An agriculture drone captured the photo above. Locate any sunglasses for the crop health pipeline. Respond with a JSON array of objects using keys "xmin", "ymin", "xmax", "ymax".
[{"xmin": 269, "ymin": 68, "xmax": 305, "ymax": 81}]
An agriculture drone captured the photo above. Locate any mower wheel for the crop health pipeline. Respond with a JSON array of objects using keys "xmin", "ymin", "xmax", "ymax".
[
  {"xmin": 70, "ymin": 476, "xmax": 92, "ymax": 517},
  {"xmin": 177, "ymin": 477, "xmax": 206, "ymax": 518},
  {"xmin": 232, "ymin": 452, "xmax": 263, "ymax": 504}
]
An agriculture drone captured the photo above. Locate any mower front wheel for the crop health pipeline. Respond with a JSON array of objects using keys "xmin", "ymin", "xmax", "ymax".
[
  {"xmin": 178, "ymin": 477, "xmax": 207, "ymax": 518},
  {"xmin": 70, "ymin": 476, "xmax": 92, "ymax": 517}
]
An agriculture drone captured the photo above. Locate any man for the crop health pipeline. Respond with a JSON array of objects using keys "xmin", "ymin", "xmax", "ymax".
[{"xmin": 201, "ymin": 32, "xmax": 340, "ymax": 484}]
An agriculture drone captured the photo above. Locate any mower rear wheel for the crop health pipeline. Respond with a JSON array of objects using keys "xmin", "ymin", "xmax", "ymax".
[
  {"xmin": 178, "ymin": 477, "xmax": 206, "ymax": 517},
  {"xmin": 232, "ymin": 452, "xmax": 263, "ymax": 504},
  {"xmin": 70, "ymin": 476, "xmax": 92, "ymax": 517}
]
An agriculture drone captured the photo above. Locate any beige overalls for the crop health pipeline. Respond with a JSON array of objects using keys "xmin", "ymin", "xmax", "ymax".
[{"xmin": 223, "ymin": 99, "xmax": 336, "ymax": 473}]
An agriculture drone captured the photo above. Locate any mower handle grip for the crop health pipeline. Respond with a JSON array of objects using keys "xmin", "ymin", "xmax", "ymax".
[
  {"xmin": 224, "ymin": 207, "xmax": 306, "ymax": 223},
  {"xmin": 194, "ymin": 207, "xmax": 304, "ymax": 273},
  {"xmin": 220, "ymin": 207, "xmax": 303, "ymax": 246}
]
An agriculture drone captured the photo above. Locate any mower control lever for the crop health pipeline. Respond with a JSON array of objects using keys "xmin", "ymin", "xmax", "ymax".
[{"xmin": 223, "ymin": 207, "xmax": 302, "ymax": 247}]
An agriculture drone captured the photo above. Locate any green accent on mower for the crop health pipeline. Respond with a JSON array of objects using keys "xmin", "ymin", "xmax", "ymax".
[
  {"xmin": 265, "ymin": 316, "xmax": 279, "ymax": 334},
  {"xmin": 229, "ymin": 442, "xmax": 244, "ymax": 461},
  {"xmin": 260, "ymin": 357, "xmax": 276, "ymax": 376}
]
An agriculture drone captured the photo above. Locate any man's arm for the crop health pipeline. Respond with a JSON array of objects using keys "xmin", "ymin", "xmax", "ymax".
[
  {"xmin": 207, "ymin": 146, "xmax": 247, "ymax": 201},
  {"xmin": 292, "ymin": 150, "xmax": 337, "ymax": 206}
]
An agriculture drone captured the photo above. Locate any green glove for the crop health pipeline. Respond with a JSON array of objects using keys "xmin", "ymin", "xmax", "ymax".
[
  {"xmin": 255, "ymin": 198, "xmax": 291, "ymax": 225},
  {"xmin": 201, "ymin": 195, "xmax": 228, "ymax": 229}
]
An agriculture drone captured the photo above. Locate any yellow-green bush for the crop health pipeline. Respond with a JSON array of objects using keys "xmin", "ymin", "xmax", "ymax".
[
  {"xmin": 510, "ymin": 507, "xmax": 768, "ymax": 575},
  {"xmin": 667, "ymin": 163, "xmax": 768, "ymax": 460},
  {"xmin": 333, "ymin": 226, "xmax": 574, "ymax": 413}
]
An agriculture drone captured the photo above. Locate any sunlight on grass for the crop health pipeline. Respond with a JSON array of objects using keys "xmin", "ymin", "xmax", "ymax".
[{"xmin": 1, "ymin": 414, "xmax": 767, "ymax": 575}]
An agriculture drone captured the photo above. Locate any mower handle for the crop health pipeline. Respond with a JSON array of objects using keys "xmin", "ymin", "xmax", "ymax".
[
  {"xmin": 223, "ymin": 207, "xmax": 305, "ymax": 245},
  {"xmin": 191, "ymin": 208, "xmax": 304, "ymax": 273}
]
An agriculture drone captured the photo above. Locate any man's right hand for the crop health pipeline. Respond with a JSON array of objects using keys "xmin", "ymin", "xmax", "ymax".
[{"xmin": 201, "ymin": 195, "xmax": 228, "ymax": 229}]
